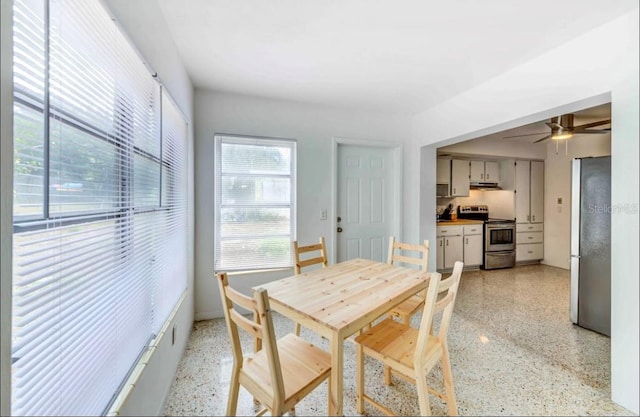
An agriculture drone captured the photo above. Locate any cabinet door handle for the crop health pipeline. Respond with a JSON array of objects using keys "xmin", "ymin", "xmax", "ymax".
[
  {"xmin": 466, "ymin": 238, "xmax": 469, "ymax": 244},
  {"xmin": 486, "ymin": 173, "xmax": 490, "ymax": 179},
  {"xmin": 453, "ymin": 188, "xmax": 456, "ymax": 194},
  {"xmin": 532, "ymin": 215, "xmax": 536, "ymax": 221},
  {"xmin": 440, "ymin": 240, "xmax": 443, "ymax": 247},
  {"xmin": 527, "ymin": 215, "xmax": 530, "ymax": 221},
  {"xmin": 481, "ymin": 173, "xmax": 484, "ymax": 180},
  {"xmin": 446, "ymin": 239, "xmax": 449, "ymax": 246},
  {"xmin": 528, "ymin": 236, "xmax": 533, "ymax": 239}
]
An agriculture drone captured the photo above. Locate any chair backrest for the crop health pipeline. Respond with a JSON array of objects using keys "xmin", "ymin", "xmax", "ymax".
[
  {"xmin": 216, "ymin": 272, "xmax": 285, "ymax": 403},
  {"xmin": 292, "ymin": 237, "xmax": 328, "ymax": 274},
  {"xmin": 387, "ymin": 236, "xmax": 429, "ymax": 272},
  {"xmin": 414, "ymin": 261, "xmax": 464, "ymax": 367}
]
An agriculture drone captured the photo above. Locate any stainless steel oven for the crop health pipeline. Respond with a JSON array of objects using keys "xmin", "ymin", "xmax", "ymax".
[{"xmin": 484, "ymin": 219, "xmax": 516, "ymax": 269}]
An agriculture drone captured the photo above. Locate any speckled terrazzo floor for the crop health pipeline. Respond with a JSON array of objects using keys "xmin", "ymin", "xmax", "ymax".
[{"xmin": 163, "ymin": 265, "xmax": 635, "ymax": 416}]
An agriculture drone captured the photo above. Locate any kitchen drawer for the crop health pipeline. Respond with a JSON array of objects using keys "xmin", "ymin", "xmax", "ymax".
[
  {"xmin": 516, "ymin": 231, "xmax": 543, "ymax": 244},
  {"xmin": 463, "ymin": 225, "xmax": 483, "ymax": 235},
  {"xmin": 517, "ymin": 223, "xmax": 543, "ymax": 233},
  {"xmin": 437, "ymin": 225, "xmax": 463, "ymax": 237},
  {"xmin": 516, "ymin": 243, "xmax": 543, "ymax": 261}
]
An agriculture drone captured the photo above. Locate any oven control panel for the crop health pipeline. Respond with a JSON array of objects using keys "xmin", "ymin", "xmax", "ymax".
[{"xmin": 458, "ymin": 205, "xmax": 488, "ymax": 214}]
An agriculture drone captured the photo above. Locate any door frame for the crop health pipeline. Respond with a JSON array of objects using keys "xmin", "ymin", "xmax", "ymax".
[{"xmin": 331, "ymin": 137, "xmax": 403, "ymax": 263}]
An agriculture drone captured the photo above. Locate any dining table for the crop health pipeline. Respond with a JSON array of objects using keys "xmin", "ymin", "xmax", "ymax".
[{"xmin": 255, "ymin": 257, "xmax": 435, "ymax": 416}]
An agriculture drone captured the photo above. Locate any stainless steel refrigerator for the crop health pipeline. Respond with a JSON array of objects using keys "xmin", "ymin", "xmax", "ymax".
[{"xmin": 570, "ymin": 156, "xmax": 611, "ymax": 336}]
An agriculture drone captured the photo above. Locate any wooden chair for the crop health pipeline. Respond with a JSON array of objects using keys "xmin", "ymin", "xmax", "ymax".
[
  {"xmin": 217, "ymin": 272, "xmax": 332, "ymax": 416},
  {"xmin": 387, "ymin": 236, "xmax": 430, "ymax": 325},
  {"xmin": 354, "ymin": 261, "xmax": 464, "ymax": 416},
  {"xmin": 291, "ymin": 236, "xmax": 328, "ymax": 335},
  {"xmin": 292, "ymin": 236, "xmax": 328, "ymax": 274}
]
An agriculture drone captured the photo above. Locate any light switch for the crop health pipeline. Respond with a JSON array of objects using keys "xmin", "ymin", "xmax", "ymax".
[{"xmin": 320, "ymin": 209, "xmax": 327, "ymax": 220}]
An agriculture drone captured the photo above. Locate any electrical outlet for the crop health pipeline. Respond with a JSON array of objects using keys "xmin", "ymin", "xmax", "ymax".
[{"xmin": 320, "ymin": 209, "xmax": 327, "ymax": 220}]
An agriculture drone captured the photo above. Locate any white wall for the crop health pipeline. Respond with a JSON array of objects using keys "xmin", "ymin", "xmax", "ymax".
[
  {"xmin": 411, "ymin": 11, "xmax": 639, "ymax": 414},
  {"xmin": 194, "ymin": 90, "xmax": 412, "ymax": 320},
  {"xmin": 1, "ymin": 0, "xmax": 14, "ymax": 415},
  {"xmin": 543, "ymin": 135, "xmax": 611, "ymax": 269}
]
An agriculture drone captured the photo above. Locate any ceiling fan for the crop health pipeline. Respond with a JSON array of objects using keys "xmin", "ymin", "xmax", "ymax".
[{"xmin": 504, "ymin": 114, "xmax": 611, "ymax": 143}]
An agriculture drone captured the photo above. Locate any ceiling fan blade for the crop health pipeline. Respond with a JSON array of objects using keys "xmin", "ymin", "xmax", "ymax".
[
  {"xmin": 573, "ymin": 129, "xmax": 611, "ymax": 134},
  {"xmin": 545, "ymin": 121, "xmax": 562, "ymax": 129},
  {"xmin": 574, "ymin": 119, "xmax": 611, "ymax": 130},
  {"xmin": 533, "ymin": 135, "xmax": 552, "ymax": 143},
  {"xmin": 503, "ymin": 132, "xmax": 549, "ymax": 139}
]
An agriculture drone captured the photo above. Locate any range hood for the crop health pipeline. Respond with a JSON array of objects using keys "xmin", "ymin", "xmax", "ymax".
[{"xmin": 469, "ymin": 181, "xmax": 502, "ymax": 191}]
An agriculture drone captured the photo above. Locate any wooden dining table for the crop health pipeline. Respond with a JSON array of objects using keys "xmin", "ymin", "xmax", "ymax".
[{"xmin": 255, "ymin": 257, "xmax": 435, "ymax": 416}]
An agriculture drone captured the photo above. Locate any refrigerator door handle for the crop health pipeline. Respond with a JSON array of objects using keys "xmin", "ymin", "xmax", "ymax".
[{"xmin": 571, "ymin": 254, "xmax": 581, "ymax": 259}]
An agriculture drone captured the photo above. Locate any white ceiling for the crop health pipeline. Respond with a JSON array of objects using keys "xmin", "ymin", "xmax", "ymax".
[{"xmin": 156, "ymin": 0, "xmax": 637, "ymax": 114}]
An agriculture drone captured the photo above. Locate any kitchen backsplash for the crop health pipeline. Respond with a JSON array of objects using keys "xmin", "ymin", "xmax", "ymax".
[{"xmin": 437, "ymin": 190, "xmax": 515, "ymax": 219}]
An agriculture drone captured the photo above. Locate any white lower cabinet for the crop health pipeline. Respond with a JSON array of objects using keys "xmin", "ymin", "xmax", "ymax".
[
  {"xmin": 464, "ymin": 234, "xmax": 483, "ymax": 267},
  {"xmin": 437, "ymin": 225, "xmax": 464, "ymax": 270},
  {"xmin": 515, "ymin": 223, "xmax": 543, "ymax": 262},
  {"xmin": 437, "ymin": 224, "xmax": 482, "ymax": 270}
]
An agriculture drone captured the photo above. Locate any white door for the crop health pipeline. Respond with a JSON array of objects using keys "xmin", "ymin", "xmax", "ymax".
[{"xmin": 337, "ymin": 145, "xmax": 395, "ymax": 263}]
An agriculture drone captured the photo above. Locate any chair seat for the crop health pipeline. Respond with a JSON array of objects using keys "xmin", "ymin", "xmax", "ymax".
[
  {"xmin": 355, "ymin": 318, "xmax": 440, "ymax": 375},
  {"xmin": 389, "ymin": 294, "xmax": 425, "ymax": 320},
  {"xmin": 242, "ymin": 333, "xmax": 331, "ymax": 407}
]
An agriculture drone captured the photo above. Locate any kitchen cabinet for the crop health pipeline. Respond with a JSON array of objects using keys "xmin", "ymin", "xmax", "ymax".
[
  {"xmin": 463, "ymin": 225, "xmax": 483, "ymax": 267},
  {"xmin": 515, "ymin": 183, "xmax": 544, "ymax": 263},
  {"xmin": 515, "ymin": 160, "xmax": 544, "ymax": 223},
  {"xmin": 450, "ymin": 159, "xmax": 470, "ymax": 197},
  {"xmin": 436, "ymin": 225, "xmax": 465, "ymax": 270},
  {"xmin": 470, "ymin": 160, "xmax": 500, "ymax": 183},
  {"xmin": 437, "ymin": 158, "xmax": 450, "ymax": 184}
]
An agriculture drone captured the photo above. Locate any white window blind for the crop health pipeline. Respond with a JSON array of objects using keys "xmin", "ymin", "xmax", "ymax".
[
  {"xmin": 214, "ymin": 135, "xmax": 296, "ymax": 271},
  {"xmin": 11, "ymin": 0, "xmax": 188, "ymax": 415}
]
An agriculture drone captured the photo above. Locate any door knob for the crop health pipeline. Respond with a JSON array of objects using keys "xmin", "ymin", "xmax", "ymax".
[{"xmin": 337, "ymin": 227, "xmax": 343, "ymax": 233}]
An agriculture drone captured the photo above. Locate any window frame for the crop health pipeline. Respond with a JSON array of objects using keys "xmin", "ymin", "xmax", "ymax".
[{"xmin": 214, "ymin": 133, "xmax": 297, "ymax": 272}]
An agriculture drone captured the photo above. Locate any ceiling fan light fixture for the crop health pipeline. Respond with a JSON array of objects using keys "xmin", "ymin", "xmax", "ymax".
[{"xmin": 552, "ymin": 130, "xmax": 573, "ymax": 140}]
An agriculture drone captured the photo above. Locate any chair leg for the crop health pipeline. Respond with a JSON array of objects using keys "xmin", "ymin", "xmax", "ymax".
[
  {"xmin": 441, "ymin": 346, "xmax": 458, "ymax": 416},
  {"xmin": 415, "ymin": 367, "xmax": 432, "ymax": 416},
  {"xmin": 227, "ymin": 364, "xmax": 241, "ymax": 416},
  {"xmin": 294, "ymin": 322, "xmax": 301, "ymax": 336},
  {"xmin": 356, "ymin": 343, "xmax": 365, "ymax": 413}
]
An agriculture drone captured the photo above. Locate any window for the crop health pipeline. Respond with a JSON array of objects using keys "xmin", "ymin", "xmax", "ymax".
[
  {"xmin": 214, "ymin": 134, "xmax": 296, "ymax": 271},
  {"xmin": 11, "ymin": 0, "xmax": 188, "ymax": 415}
]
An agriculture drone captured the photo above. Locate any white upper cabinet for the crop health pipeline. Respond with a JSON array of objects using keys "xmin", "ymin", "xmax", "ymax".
[
  {"xmin": 530, "ymin": 161, "xmax": 544, "ymax": 223},
  {"xmin": 437, "ymin": 158, "xmax": 451, "ymax": 184},
  {"xmin": 485, "ymin": 161, "xmax": 500, "ymax": 182},
  {"xmin": 469, "ymin": 160, "xmax": 485, "ymax": 182},
  {"xmin": 470, "ymin": 160, "xmax": 500, "ymax": 183},
  {"xmin": 515, "ymin": 160, "xmax": 544, "ymax": 224},
  {"xmin": 450, "ymin": 159, "xmax": 470, "ymax": 197}
]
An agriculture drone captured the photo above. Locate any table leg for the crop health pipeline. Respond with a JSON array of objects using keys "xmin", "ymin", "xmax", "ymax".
[{"xmin": 328, "ymin": 333, "xmax": 343, "ymax": 416}]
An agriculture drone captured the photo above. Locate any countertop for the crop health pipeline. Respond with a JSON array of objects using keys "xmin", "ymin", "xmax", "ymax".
[{"xmin": 436, "ymin": 219, "xmax": 484, "ymax": 226}]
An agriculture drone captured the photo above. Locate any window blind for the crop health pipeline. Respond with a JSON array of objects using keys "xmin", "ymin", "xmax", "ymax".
[
  {"xmin": 214, "ymin": 135, "xmax": 296, "ymax": 271},
  {"xmin": 11, "ymin": 0, "xmax": 188, "ymax": 415}
]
